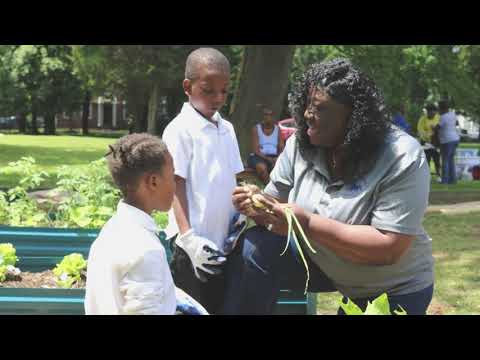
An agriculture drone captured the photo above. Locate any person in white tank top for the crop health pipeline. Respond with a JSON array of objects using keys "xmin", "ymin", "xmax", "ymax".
[{"xmin": 247, "ymin": 107, "xmax": 285, "ymax": 184}]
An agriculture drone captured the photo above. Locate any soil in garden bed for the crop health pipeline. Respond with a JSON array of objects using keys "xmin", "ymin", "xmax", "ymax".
[{"xmin": 0, "ymin": 270, "xmax": 86, "ymax": 289}]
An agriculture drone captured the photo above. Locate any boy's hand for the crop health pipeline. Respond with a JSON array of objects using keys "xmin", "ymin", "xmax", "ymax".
[
  {"xmin": 232, "ymin": 186, "xmax": 253, "ymax": 214},
  {"xmin": 175, "ymin": 230, "xmax": 226, "ymax": 282}
]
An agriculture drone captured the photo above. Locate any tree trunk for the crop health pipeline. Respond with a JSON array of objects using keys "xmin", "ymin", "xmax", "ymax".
[
  {"xmin": 147, "ymin": 84, "xmax": 159, "ymax": 135},
  {"xmin": 44, "ymin": 113, "xmax": 56, "ymax": 135},
  {"xmin": 31, "ymin": 108, "xmax": 38, "ymax": 135},
  {"xmin": 133, "ymin": 101, "xmax": 149, "ymax": 133},
  {"xmin": 229, "ymin": 45, "xmax": 296, "ymax": 156},
  {"xmin": 126, "ymin": 84, "xmax": 149, "ymax": 134},
  {"xmin": 82, "ymin": 91, "xmax": 91, "ymax": 135},
  {"xmin": 17, "ymin": 112, "xmax": 26, "ymax": 133}
]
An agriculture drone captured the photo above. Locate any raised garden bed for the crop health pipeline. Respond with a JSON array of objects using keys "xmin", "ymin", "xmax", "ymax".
[{"xmin": 0, "ymin": 225, "xmax": 316, "ymax": 315}]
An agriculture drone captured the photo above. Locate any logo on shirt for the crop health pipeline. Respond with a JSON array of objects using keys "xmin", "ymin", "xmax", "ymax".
[{"xmin": 341, "ymin": 178, "xmax": 366, "ymax": 197}]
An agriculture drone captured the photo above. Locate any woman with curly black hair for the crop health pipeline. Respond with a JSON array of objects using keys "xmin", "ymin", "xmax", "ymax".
[{"xmin": 222, "ymin": 58, "xmax": 434, "ymax": 315}]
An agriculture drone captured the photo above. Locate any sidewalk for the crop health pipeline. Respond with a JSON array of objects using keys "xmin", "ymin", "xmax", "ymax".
[
  {"xmin": 29, "ymin": 188, "xmax": 480, "ymax": 215},
  {"xmin": 426, "ymin": 201, "xmax": 480, "ymax": 215}
]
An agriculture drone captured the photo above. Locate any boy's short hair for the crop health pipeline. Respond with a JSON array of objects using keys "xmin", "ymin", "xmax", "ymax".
[
  {"xmin": 106, "ymin": 133, "xmax": 169, "ymax": 197},
  {"xmin": 185, "ymin": 47, "xmax": 230, "ymax": 81},
  {"xmin": 438, "ymin": 99, "xmax": 449, "ymax": 112}
]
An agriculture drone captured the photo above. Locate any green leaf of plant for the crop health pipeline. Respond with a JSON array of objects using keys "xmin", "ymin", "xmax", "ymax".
[
  {"xmin": 364, "ymin": 293, "xmax": 391, "ymax": 315},
  {"xmin": 339, "ymin": 297, "xmax": 364, "ymax": 315}
]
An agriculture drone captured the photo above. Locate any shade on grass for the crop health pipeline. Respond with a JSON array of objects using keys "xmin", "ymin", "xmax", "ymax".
[{"xmin": 316, "ymin": 212, "xmax": 480, "ymax": 315}]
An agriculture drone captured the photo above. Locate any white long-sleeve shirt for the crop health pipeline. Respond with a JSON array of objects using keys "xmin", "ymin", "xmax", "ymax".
[{"xmin": 85, "ymin": 200, "xmax": 176, "ymax": 315}]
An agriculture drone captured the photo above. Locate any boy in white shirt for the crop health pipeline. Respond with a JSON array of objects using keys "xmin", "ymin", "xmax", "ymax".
[
  {"xmin": 163, "ymin": 48, "xmax": 244, "ymax": 314},
  {"xmin": 85, "ymin": 133, "xmax": 207, "ymax": 315}
]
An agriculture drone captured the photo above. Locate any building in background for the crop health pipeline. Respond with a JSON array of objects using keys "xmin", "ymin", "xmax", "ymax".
[{"xmin": 56, "ymin": 97, "xmax": 128, "ymax": 130}]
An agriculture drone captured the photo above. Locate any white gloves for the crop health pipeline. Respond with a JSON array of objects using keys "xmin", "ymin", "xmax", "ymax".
[
  {"xmin": 175, "ymin": 230, "xmax": 227, "ymax": 282},
  {"xmin": 223, "ymin": 213, "xmax": 255, "ymax": 254}
]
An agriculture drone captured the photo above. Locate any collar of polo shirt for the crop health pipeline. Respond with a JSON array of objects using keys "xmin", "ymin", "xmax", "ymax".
[
  {"xmin": 305, "ymin": 147, "xmax": 344, "ymax": 186},
  {"xmin": 116, "ymin": 200, "xmax": 159, "ymax": 234},
  {"xmin": 183, "ymin": 103, "xmax": 229, "ymax": 134}
]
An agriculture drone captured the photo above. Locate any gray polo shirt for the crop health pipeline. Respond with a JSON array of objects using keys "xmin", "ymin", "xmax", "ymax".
[{"xmin": 264, "ymin": 127, "xmax": 434, "ymax": 299}]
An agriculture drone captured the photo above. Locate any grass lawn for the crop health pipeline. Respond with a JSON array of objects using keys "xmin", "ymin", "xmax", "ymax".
[
  {"xmin": 459, "ymin": 142, "xmax": 480, "ymax": 150},
  {"xmin": 0, "ymin": 134, "xmax": 117, "ymax": 189},
  {"xmin": 431, "ymin": 180, "xmax": 480, "ymax": 192},
  {"xmin": 428, "ymin": 142, "xmax": 480, "ymax": 203},
  {"xmin": 316, "ymin": 211, "xmax": 480, "ymax": 315}
]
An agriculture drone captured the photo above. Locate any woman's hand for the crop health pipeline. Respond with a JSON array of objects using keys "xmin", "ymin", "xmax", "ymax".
[
  {"xmin": 232, "ymin": 185, "xmax": 267, "ymax": 220},
  {"xmin": 232, "ymin": 186, "xmax": 286, "ymax": 228},
  {"xmin": 232, "ymin": 186, "xmax": 251, "ymax": 213},
  {"xmin": 254, "ymin": 196, "xmax": 310, "ymax": 237}
]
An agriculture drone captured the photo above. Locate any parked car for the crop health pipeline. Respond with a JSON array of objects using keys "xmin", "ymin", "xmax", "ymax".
[
  {"xmin": 459, "ymin": 128, "xmax": 479, "ymax": 142},
  {"xmin": 278, "ymin": 118, "xmax": 297, "ymax": 141}
]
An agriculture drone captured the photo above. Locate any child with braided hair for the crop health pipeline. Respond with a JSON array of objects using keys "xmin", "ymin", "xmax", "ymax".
[{"xmin": 85, "ymin": 133, "xmax": 207, "ymax": 315}]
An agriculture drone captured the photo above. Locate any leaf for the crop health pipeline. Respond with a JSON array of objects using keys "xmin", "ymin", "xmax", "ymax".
[
  {"xmin": 152, "ymin": 211, "xmax": 168, "ymax": 229},
  {"xmin": 290, "ymin": 208, "xmax": 316, "ymax": 253},
  {"xmin": 0, "ymin": 265, "xmax": 7, "ymax": 282},
  {"xmin": 0, "ymin": 243, "xmax": 19, "ymax": 266},
  {"xmin": 32, "ymin": 213, "xmax": 46, "ymax": 223},
  {"xmin": 53, "ymin": 253, "xmax": 87, "ymax": 288},
  {"xmin": 96, "ymin": 206, "xmax": 114, "ymax": 217},
  {"xmin": 69, "ymin": 206, "xmax": 94, "ymax": 227},
  {"xmin": 339, "ymin": 297, "xmax": 364, "ymax": 315},
  {"xmin": 364, "ymin": 293, "xmax": 391, "ymax": 315},
  {"xmin": 281, "ymin": 208, "xmax": 292, "ymax": 256}
]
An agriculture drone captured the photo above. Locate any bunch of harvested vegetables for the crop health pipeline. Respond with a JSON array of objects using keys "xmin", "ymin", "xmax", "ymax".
[{"xmin": 242, "ymin": 184, "xmax": 317, "ymax": 294}]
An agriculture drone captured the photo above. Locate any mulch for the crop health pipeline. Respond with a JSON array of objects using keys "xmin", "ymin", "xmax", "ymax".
[{"xmin": 0, "ymin": 270, "xmax": 86, "ymax": 289}]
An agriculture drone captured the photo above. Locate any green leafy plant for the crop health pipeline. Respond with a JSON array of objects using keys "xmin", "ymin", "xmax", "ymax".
[
  {"xmin": 339, "ymin": 293, "xmax": 407, "ymax": 315},
  {"xmin": 54, "ymin": 158, "xmax": 121, "ymax": 228},
  {"xmin": 53, "ymin": 253, "xmax": 87, "ymax": 288},
  {"xmin": 3, "ymin": 157, "xmax": 49, "ymax": 191},
  {"xmin": 0, "ymin": 191, "xmax": 9, "ymax": 225},
  {"xmin": 0, "ymin": 157, "xmax": 51, "ymax": 227},
  {"xmin": 0, "ymin": 156, "xmax": 170, "ymax": 230},
  {"xmin": 152, "ymin": 210, "xmax": 169, "ymax": 230},
  {"xmin": 0, "ymin": 243, "xmax": 20, "ymax": 282}
]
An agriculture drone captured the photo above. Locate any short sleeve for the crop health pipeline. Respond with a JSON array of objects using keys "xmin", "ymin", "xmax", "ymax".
[
  {"xmin": 230, "ymin": 125, "xmax": 245, "ymax": 174},
  {"xmin": 439, "ymin": 115, "xmax": 447, "ymax": 128},
  {"xmin": 371, "ymin": 147, "xmax": 431, "ymax": 235},
  {"xmin": 264, "ymin": 136, "xmax": 296, "ymax": 201},
  {"xmin": 162, "ymin": 123, "xmax": 193, "ymax": 179}
]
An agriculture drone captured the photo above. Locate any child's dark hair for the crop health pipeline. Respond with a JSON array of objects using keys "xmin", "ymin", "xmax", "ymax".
[
  {"xmin": 289, "ymin": 58, "xmax": 390, "ymax": 184},
  {"xmin": 438, "ymin": 99, "xmax": 449, "ymax": 113},
  {"xmin": 106, "ymin": 133, "xmax": 169, "ymax": 197},
  {"xmin": 185, "ymin": 47, "xmax": 230, "ymax": 81}
]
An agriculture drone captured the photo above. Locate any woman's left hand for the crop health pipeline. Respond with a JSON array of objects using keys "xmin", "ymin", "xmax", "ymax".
[{"xmin": 255, "ymin": 197, "xmax": 309, "ymax": 237}]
